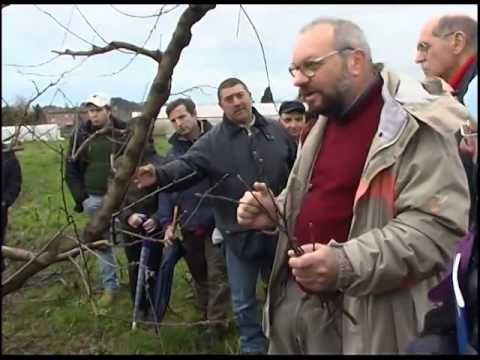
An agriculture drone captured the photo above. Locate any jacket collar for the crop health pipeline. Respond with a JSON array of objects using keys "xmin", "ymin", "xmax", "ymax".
[{"xmin": 221, "ymin": 107, "xmax": 268, "ymax": 138}]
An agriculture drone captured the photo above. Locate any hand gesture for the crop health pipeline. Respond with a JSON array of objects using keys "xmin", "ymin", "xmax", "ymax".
[
  {"xmin": 134, "ymin": 163, "xmax": 157, "ymax": 189},
  {"xmin": 162, "ymin": 224, "xmax": 176, "ymax": 248},
  {"xmin": 288, "ymin": 243, "xmax": 338, "ymax": 292},
  {"xmin": 128, "ymin": 213, "xmax": 146, "ymax": 228},
  {"xmin": 142, "ymin": 218, "xmax": 157, "ymax": 233},
  {"xmin": 237, "ymin": 182, "xmax": 277, "ymax": 230}
]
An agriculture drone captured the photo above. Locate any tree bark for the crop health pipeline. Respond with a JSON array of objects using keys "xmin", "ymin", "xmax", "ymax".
[{"xmin": 2, "ymin": 4, "xmax": 216, "ymax": 297}]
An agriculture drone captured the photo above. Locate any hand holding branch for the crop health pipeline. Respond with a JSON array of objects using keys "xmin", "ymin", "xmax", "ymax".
[
  {"xmin": 236, "ymin": 182, "xmax": 278, "ymax": 230},
  {"xmin": 288, "ymin": 243, "xmax": 338, "ymax": 292}
]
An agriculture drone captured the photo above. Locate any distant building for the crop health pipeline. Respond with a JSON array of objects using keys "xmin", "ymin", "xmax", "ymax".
[
  {"xmin": 133, "ymin": 103, "xmax": 282, "ymax": 136},
  {"xmin": 43, "ymin": 107, "xmax": 88, "ymax": 128}
]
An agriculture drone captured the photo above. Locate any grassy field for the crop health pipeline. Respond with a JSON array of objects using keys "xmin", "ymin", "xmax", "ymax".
[{"xmin": 1, "ymin": 136, "xmax": 260, "ymax": 354}]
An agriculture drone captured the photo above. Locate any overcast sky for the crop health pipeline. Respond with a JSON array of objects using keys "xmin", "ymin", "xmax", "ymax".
[{"xmin": 2, "ymin": 4, "xmax": 477, "ymax": 109}]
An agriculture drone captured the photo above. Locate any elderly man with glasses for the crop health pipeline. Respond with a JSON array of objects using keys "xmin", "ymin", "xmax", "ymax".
[
  {"xmin": 236, "ymin": 18, "xmax": 471, "ymax": 354},
  {"xmin": 415, "ymin": 14, "xmax": 477, "ymax": 227}
]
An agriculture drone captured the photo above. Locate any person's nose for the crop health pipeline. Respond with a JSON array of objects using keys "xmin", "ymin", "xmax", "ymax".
[
  {"xmin": 415, "ymin": 50, "xmax": 425, "ymax": 64},
  {"xmin": 292, "ymin": 70, "xmax": 309, "ymax": 88}
]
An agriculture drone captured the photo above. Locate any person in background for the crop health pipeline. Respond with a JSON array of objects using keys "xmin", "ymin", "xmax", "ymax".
[
  {"xmin": 134, "ymin": 78, "xmax": 296, "ymax": 354},
  {"xmin": 405, "ymin": 74, "xmax": 478, "ymax": 355},
  {"xmin": 117, "ymin": 129, "xmax": 165, "ymax": 322},
  {"xmin": 1, "ymin": 144, "xmax": 22, "ymax": 272},
  {"xmin": 278, "ymin": 100, "xmax": 306, "ymax": 143},
  {"xmin": 65, "ymin": 93, "xmax": 126, "ymax": 307},
  {"xmin": 415, "ymin": 13, "xmax": 477, "ymax": 225},
  {"xmin": 154, "ymin": 98, "xmax": 230, "ymax": 343}
]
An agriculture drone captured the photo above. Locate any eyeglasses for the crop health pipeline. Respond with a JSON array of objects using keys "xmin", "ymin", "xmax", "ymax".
[
  {"xmin": 288, "ymin": 47, "xmax": 354, "ymax": 78},
  {"xmin": 417, "ymin": 32, "xmax": 457, "ymax": 53}
]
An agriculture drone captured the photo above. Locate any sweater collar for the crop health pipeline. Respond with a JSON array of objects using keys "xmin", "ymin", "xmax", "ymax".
[
  {"xmin": 449, "ymin": 53, "xmax": 477, "ymax": 90},
  {"xmin": 334, "ymin": 72, "xmax": 383, "ymax": 124}
]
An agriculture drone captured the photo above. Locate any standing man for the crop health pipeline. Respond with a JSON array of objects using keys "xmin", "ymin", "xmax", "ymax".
[
  {"xmin": 134, "ymin": 78, "xmax": 296, "ymax": 354},
  {"xmin": 236, "ymin": 18, "xmax": 470, "ymax": 354},
  {"xmin": 154, "ymin": 98, "xmax": 230, "ymax": 342},
  {"xmin": 1, "ymin": 144, "xmax": 22, "ymax": 272},
  {"xmin": 66, "ymin": 93, "xmax": 127, "ymax": 307},
  {"xmin": 415, "ymin": 13, "xmax": 477, "ymax": 224},
  {"xmin": 278, "ymin": 100, "xmax": 306, "ymax": 143}
]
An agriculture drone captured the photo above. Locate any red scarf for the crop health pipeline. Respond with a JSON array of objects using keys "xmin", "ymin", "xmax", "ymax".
[{"xmin": 449, "ymin": 53, "xmax": 477, "ymax": 90}]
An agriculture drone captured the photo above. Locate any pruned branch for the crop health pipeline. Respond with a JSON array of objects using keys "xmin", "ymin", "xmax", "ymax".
[
  {"xmin": 1, "ymin": 240, "xmax": 110, "ymax": 296},
  {"xmin": 110, "ymin": 4, "xmax": 181, "ymax": 19},
  {"xmin": 171, "ymin": 85, "xmax": 217, "ymax": 96},
  {"xmin": 52, "ymin": 41, "xmax": 163, "ymax": 61}
]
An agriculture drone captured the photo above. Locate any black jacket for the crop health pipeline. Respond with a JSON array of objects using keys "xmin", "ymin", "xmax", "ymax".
[
  {"xmin": 1, "ymin": 145, "xmax": 22, "ymax": 235},
  {"xmin": 65, "ymin": 116, "xmax": 128, "ymax": 212},
  {"xmin": 118, "ymin": 145, "xmax": 166, "ymax": 232},
  {"xmin": 153, "ymin": 107, "xmax": 296, "ymax": 258}
]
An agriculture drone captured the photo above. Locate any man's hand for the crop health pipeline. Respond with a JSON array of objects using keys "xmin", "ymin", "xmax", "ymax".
[
  {"xmin": 237, "ymin": 182, "xmax": 277, "ymax": 230},
  {"xmin": 134, "ymin": 163, "xmax": 157, "ymax": 189},
  {"xmin": 288, "ymin": 243, "xmax": 338, "ymax": 292},
  {"xmin": 162, "ymin": 224, "xmax": 175, "ymax": 247},
  {"xmin": 142, "ymin": 218, "xmax": 157, "ymax": 233},
  {"xmin": 128, "ymin": 213, "xmax": 146, "ymax": 228}
]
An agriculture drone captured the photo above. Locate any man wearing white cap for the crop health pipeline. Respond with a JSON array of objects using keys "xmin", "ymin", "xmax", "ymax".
[{"xmin": 65, "ymin": 93, "xmax": 127, "ymax": 307}]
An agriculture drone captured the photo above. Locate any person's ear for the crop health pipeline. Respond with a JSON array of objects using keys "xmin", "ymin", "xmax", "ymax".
[
  {"xmin": 347, "ymin": 49, "xmax": 366, "ymax": 77},
  {"xmin": 451, "ymin": 31, "xmax": 467, "ymax": 55}
]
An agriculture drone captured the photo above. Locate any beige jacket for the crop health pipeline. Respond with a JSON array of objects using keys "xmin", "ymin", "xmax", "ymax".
[{"xmin": 263, "ymin": 65, "xmax": 471, "ymax": 354}]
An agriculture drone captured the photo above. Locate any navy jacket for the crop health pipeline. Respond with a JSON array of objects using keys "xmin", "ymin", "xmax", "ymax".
[
  {"xmin": 153, "ymin": 107, "xmax": 296, "ymax": 258},
  {"xmin": 154, "ymin": 119, "xmax": 215, "ymax": 232}
]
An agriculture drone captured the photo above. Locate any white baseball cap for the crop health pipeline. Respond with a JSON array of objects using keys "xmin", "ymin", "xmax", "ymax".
[{"xmin": 84, "ymin": 93, "xmax": 111, "ymax": 108}]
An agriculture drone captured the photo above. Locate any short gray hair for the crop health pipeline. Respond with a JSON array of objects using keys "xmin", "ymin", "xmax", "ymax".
[
  {"xmin": 433, "ymin": 14, "xmax": 477, "ymax": 51},
  {"xmin": 300, "ymin": 18, "xmax": 372, "ymax": 61}
]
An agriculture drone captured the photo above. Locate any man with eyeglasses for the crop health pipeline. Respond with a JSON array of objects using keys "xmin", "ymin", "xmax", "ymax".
[
  {"xmin": 416, "ymin": 14, "xmax": 477, "ymax": 227},
  {"xmin": 134, "ymin": 78, "xmax": 296, "ymax": 354},
  {"xmin": 236, "ymin": 18, "xmax": 470, "ymax": 354}
]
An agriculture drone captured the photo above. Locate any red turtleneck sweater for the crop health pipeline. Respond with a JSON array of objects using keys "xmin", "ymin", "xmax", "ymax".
[{"xmin": 294, "ymin": 78, "xmax": 384, "ymax": 250}]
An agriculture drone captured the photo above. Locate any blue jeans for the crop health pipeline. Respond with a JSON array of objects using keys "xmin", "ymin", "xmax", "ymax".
[
  {"xmin": 82, "ymin": 195, "xmax": 119, "ymax": 291},
  {"xmin": 224, "ymin": 240, "xmax": 267, "ymax": 354}
]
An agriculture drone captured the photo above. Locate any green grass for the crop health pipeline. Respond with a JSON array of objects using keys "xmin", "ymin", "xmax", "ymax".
[{"xmin": 2, "ymin": 136, "xmax": 262, "ymax": 354}]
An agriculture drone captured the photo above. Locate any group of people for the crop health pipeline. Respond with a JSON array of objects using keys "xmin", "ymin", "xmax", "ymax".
[
  {"xmin": 1, "ymin": 11, "xmax": 477, "ymax": 355},
  {"xmin": 134, "ymin": 13, "xmax": 478, "ymax": 355}
]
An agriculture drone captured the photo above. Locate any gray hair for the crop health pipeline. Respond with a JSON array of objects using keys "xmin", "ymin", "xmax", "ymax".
[
  {"xmin": 300, "ymin": 18, "xmax": 372, "ymax": 61},
  {"xmin": 433, "ymin": 15, "xmax": 477, "ymax": 51}
]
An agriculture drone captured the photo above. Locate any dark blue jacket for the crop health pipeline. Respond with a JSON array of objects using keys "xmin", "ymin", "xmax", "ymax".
[
  {"xmin": 154, "ymin": 119, "xmax": 215, "ymax": 232},
  {"xmin": 153, "ymin": 107, "xmax": 296, "ymax": 258}
]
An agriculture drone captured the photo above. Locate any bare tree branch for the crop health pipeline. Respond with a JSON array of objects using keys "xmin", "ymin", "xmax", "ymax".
[
  {"xmin": 52, "ymin": 41, "xmax": 163, "ymax": 62},
  {"xmin": 2, "ymin": 4, "xmax": 216, "ymax": 299},
  {"xmin": 239, "ymin": 5, "xmax": 277, "ymax": 112},
  {"xmin": 83, "ymin": 4, "xmax": 216, "ymax": 245},
  {"xmin": 171, "ymin": 85, "xmax": 217, "ymax": 96},
  {"xmin": 4, "ymin": 54, "xmax": 62, "ymax": 68},
  {"xmin": 34, "ymin": 5, "xmax": 96, "ymax": 47},
  {"xmin": 97, "ymin": 10, "xmax": 163, "ymax": 78},
  {"xmin": 110, "ymin": 4, "xmax": 182, "ymax": 19}
]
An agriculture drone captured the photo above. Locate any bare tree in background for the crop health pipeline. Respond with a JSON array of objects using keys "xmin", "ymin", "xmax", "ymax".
[{"xmin": 2, "ymin": 4, "xmax": 216, "ymax": 296}]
